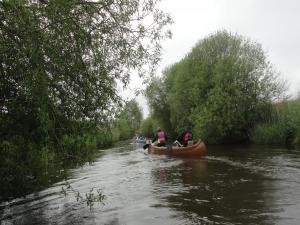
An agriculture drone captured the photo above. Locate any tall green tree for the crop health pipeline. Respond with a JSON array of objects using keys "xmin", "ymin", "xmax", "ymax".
[
  {"xmin": 144, "ymin": 76, "xmax": 172, "ymax": 132},
  {"xmin": 1, "ymin": 0, "xmax": 172, "ymax": 126},
  {"xmin": 149, "ymin": 31, "xmax": 286, "ymax": 144},
  {"xmin": 190, "ymin": 31, "xmax": 286, "ymax": 143},
  {"xmin": 0, "ymin": 0, "xmax": 172, "ymax": 199}
]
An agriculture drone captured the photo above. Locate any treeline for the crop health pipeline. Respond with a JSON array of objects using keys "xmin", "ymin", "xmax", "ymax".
[
  {"xmin": 0, "ymin": 0, "xmax": 171, "ymax": 200},
  {"xmin": 114, "ymin": 100, "xmax": 143, "ymax": 141},
  {"xmin": 140, "ymin": 30, "xmax": 300, "ymax": 147}
]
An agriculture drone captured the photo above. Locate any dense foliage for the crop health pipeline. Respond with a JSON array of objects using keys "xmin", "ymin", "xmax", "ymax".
[
  {"xmin": 139, "ymin": 116, "xmax": 160, "ymax": 138},
  {"xmin": 0, "ymin": 0, "xmax": 171, "ymax": 200},
  {"xmin": 292, "ymin": 97, "xmax": 300, "ymax": 146},
  {"xmin": 145, "ymin": 31, "xmax": 286, "ymax": 144}
]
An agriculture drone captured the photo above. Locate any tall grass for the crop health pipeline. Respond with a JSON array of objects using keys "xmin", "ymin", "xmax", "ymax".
[
  {"xmin": 252, "ymin": 98, "xmax": 300, "ymax": 147},
  {"xmin": 251, "ymin": 123, "xmax": 290, "ymax": 145}
]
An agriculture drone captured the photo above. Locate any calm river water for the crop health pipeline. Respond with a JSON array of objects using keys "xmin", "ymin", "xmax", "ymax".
[{"xmin": 1, "ymin": 141, "xmax": 300, "ymax": 225}]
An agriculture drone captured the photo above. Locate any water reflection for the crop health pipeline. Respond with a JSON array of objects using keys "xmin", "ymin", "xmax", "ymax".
[{"xmin": 151, "ymin": 159, "xmax": 207, "ymax": 187}]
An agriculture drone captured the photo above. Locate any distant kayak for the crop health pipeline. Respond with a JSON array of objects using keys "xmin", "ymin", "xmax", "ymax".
[
  {"xmin": 135, "ymin": 138, "xmax": 147, "ymax": 144},
  {"xmin": 146, "ymin": 140, "xmax": 206, "ymax": 157}
]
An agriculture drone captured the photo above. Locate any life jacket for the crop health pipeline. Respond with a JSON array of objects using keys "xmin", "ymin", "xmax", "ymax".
[
  {"xmin": 183, "ymin": 132, "xmax": 191, "ymax": 142},
  {"xmin": 157, "ymin": 131, "xmax": 165, "ymax": 143}
]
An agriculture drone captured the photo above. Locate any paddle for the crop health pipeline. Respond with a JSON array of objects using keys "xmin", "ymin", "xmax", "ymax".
[
  {"xmin": 143, "ymin": 143, "xmax": 150, "ymax": 150},
  {"xmin": 143, "ymin": 142, "xmax": 173, "ymax": 150},
  {"xmin": 174, "ymin": 140, "xmax": 183, "ymax": 147}
]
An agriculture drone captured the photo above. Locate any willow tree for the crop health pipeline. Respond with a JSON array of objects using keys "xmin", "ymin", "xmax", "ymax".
[
  {"xmin": 0, "ymin": 0, "xmax": 172, "ymax": 199},
  {"xmin": 0, "ymin": 0, "xmax": 172, "ymax": 128},
  {"xmin": 162, "ymin": 31, "xmax": 286, "ymax": 143}
]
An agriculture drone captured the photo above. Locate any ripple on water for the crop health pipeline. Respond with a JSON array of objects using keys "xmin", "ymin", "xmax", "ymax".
[{"xmin": 2, "ymin": 143, "xmax": 300, "ymax": 225}]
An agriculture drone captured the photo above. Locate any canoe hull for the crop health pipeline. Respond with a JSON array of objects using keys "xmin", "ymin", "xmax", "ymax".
[{"xmin": 147, "ymin": 140, "xmax": 206, "ymax": 157}]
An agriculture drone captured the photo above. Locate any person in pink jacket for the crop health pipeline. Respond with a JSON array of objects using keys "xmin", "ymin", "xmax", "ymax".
[{"xmin": 152, "ymin": 128, "xmax": 167, "ymax": 147}]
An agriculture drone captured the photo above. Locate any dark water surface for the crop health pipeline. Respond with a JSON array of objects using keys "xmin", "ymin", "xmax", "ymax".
[{"xmin": 1, "ymin": 142, "xmax": 300, "ymax": 225}]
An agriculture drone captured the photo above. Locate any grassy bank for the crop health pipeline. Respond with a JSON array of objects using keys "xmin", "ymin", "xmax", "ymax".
[{"xmin": 251, "ymin": 97, "xmax": 300, "ymax": 147}]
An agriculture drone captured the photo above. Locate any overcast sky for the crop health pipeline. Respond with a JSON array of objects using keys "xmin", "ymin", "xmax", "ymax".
[{"xmin": 129, "ymin": 0, "xmax": 300, "ymax": 117}]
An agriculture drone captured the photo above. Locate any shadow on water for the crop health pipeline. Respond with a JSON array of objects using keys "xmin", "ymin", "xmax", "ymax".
[{"xmin": 0, "ymin": 141, "xmax": 116, "ymax": 203}]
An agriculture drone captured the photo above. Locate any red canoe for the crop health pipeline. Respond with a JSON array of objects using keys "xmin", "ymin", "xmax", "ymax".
[{"xmin": 147, "ymin": 140, "xmax": 206, "ymax": 157}]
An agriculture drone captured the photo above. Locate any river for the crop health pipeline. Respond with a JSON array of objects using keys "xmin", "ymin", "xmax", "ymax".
[{"xmin": 1, "ymin": 141, "xmax": 300, "ymax": 225}]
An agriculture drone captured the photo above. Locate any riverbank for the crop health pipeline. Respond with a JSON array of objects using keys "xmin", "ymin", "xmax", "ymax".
[{"xmin": 0, "ymin": 128, "xmax": 115, "ymax": 202}]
